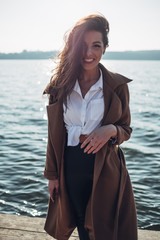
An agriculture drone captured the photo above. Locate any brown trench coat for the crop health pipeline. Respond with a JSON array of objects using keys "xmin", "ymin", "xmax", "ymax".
[{"xmin": 44, "ymin": 63, "xmax": 138, "ymax": 240}]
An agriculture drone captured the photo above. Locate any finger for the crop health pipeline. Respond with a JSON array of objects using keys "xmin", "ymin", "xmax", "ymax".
[
  {"xmin": 51, "ymin": 196, "xmax": 54, "ymax": 203},
  {"xmin": 92, "ymin": 142, "xmax": 105, "ymax": 154},
  {"xmin": 83, "ymin": 136, "xmax": 97, "ymax": 152},
  {"xmin": 83, "ymin": 140, "xmax": 95, "ymax": 153},
  {"xmin": 87, "ymin": 146, "xmax": 97, "ymax": 154},
  {"xmin": 53, "ymin": 188, "xmax": 56, "ymax": 202},
  {"xmin": 84, "ymin": 141, "xmax": 98, "ymax": 154},
  {"xmin": 87, "ymin": 140, "xmax": 106, "ymax": 154},
  {"xmin": 49, "ymin": 190, "xmax": 54, "ymax": 203},
  {"xmin": 86, "ymin": 142, "xmax": 100, "ymax": 154},
  {"xmin": 81, "ymin": 135, "xmax": 93, "ymax": 148}
]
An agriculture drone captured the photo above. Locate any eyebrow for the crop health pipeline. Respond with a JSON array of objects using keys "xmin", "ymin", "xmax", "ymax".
[
  {"xmin": 93, "ymin": 41, "xmax": 102, "ymax": 44},
  {"xmin": 83, "ymin": 41, "xmax": 102, "ymax": 45}
]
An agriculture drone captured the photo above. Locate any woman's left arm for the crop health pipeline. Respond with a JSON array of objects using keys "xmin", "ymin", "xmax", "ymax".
[
  {"xmin": 81, "ymin": 83, "xmax": 132, "ymax": 154},
  {"xmin": 113, "ymin": 83, "xmax": 132, "ymax": 145}
]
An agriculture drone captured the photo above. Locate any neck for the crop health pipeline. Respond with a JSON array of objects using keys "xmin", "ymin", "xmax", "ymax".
[{"xmin": 79, "ymin": 67, "xmax": 100, "ymax": 82}]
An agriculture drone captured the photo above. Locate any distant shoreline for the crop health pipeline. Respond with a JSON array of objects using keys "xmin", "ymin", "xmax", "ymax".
[{"xmin": 0, "ymin": 50, "xmax": 160, "ymax": 60}]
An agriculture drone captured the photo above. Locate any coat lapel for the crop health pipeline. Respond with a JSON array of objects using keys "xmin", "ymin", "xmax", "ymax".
[
  {"xmin": 92, "ymin": 64, "xmax": 131, "ymax": 195},
  {"xmin": 100, "ymin": 62, "xmax": 132, "ymax": 125},
  {"xmin": 102, "ymin": 78, "xmax": 122, "ymax": 125}
]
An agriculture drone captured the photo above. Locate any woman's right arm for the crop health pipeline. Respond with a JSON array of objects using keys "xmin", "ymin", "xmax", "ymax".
[
  {"xmin": 44, "ymin": 131, "xmax": 59, "ymax": 202},
  {"xmin": 44, "ymin": 95, "xmax": 59, "ymax": 202},
  {"xmin": 48, "ymin": 179, "xmax": 59, "ymax": 203},
  {"xmin": 44, "ymin": 130, "xmax": 58, "ymax": 179}
]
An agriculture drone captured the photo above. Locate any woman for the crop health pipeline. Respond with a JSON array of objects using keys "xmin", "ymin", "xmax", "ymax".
[{"xmin": 43, "ymin": 14, "xmax": 137, "ymax": 240}]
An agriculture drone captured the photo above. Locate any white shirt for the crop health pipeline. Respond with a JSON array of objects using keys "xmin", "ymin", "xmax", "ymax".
[{"xmin": 63, "ymin": 70, "xmax": 104, "ymax": 146}]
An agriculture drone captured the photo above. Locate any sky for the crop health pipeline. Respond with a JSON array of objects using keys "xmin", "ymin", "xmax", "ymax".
[{"xmin": 0, "ymin": 0, "xmax": 160, "ymax": 53}]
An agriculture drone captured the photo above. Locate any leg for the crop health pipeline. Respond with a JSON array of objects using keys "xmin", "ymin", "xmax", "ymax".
[
  {"xmin": 64, "ymin": 145, "xmax": 95, "ymax": 240},
  {"xmin": 66, "ymin": 174, "xmax": 92, "ymax": 240}
]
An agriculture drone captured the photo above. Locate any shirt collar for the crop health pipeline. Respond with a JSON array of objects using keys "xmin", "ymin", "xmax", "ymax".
[{"xmin": 73, "ymin": 69, "xmax": 103, "ymax": 94}]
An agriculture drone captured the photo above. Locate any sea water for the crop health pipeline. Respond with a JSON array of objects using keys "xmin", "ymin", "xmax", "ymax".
[{"xmin": 0, "ymin": 59, "xmax": 160, "ymax": 230}]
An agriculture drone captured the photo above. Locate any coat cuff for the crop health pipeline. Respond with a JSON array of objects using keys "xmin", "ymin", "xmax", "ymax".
[
  {"xmin": 44, "ymin": 169, "xmax": 58, "ymax": 180},
  {"xmin": 114, "ymin": 124, "xmax": 132, "ymax": 145}
]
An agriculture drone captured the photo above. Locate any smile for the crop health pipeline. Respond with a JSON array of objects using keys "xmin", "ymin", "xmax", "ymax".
[{"xmin": 84, "ymin": 58, "xmax": 94, "ymax": 63}]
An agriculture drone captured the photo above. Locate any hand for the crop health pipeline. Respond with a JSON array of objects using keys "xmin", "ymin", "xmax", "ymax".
[
  {"xmin": 48, "ymin": 179, "xmax": 59, "ymax": 203},
  {"xmin": 81, "ymin": 124, "xmax": 117, "ymax": 154}
]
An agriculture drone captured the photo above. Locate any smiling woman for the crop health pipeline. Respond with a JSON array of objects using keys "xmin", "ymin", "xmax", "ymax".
[
  {"xmin": 44, "ymin": 14, "xmax": 110, "ymax": 105},
  {"xmin": 43, "ymin": 14, "xmax": 137, "ymax": 240},
  {"xmin": 81, "ymin": 31, "xmax": 106, "ymax": 70}
]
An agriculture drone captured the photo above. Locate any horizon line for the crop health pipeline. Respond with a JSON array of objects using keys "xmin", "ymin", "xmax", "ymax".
[{"xmin": 0, "ymin": 49, "xmax": 160, "ymax": 54}]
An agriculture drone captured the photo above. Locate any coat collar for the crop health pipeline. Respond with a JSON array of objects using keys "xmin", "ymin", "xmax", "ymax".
[
  {"xmin": 99, "ymin": 63, "xmax": 132, "ymax": 89},
  {"xmin": 97, "ymin": 63, "xmax": 132, "ymax": 125}
]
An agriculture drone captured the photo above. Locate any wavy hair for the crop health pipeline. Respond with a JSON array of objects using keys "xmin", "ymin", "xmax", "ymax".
[{"xmin": 43, "ymin": 14, "xmax": 109, "ymax": 105}]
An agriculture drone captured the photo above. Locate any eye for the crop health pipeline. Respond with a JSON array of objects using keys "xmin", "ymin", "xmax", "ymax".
[{"xmin": 93, "ymin": 44, "xmax": 101, "ymax": 48}]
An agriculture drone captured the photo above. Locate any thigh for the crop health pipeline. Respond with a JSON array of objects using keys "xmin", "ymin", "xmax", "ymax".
[
  {"xmin": 66, "ymin": 173, "xmax": 93, "ymax": 214},
  {"xmin": 64, "ymin": 144, "xmax": 95, "ymax": 175},
  {"xmin": 64, "ymin": 145, "xmax": 95, "ymax": 215}
]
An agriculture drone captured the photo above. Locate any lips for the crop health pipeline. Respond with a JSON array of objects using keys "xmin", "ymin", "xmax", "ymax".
[{"xmin": 84, "ymin": 58, "xmax": 94, "ymax": 63}]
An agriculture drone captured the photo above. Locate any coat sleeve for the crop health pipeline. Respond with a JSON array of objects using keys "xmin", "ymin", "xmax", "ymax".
[
  {"xmin": 44, "ymin": 95, "xmax": 58, "ymax": 180},
  {"xmin": 44, "ymin": 130, "xmax": 58, "ymax": 180},
  {"xmin": 114, "ymin": 83, "xmax": 132, "ymax": 145}
]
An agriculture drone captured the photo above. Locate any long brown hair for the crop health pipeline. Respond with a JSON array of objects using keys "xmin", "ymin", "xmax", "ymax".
[{"xmin": 43, "ymin": 14, "xmax": 109, "ymax": 105}]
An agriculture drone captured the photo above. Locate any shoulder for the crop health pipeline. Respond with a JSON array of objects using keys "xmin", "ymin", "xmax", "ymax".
[
  {"xmin": 43, "ymin": 83, "xmax": 59, "ymax": 104},
  {"xmin": 99, "ymin": 63, "xmax": 132, "ymax": 91}
]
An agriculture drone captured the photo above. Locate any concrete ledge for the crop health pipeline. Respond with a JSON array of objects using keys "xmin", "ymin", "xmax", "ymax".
[{"xmin": 0, "ymin": 214, "xmax": 159, "ymax": 240}]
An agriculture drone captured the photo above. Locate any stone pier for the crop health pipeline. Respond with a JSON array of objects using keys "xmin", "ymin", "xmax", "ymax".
[{"xmin": 0, "ymin": 214, "xmax": 159, "ymax": 240}]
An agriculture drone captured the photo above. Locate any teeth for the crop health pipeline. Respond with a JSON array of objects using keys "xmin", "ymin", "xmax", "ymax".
[{"xmin": 84, "ymin": 59, "xmax": 94, "ymax": 62}]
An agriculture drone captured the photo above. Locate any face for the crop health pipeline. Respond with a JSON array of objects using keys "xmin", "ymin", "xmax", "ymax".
[{"xmin": 81, "ymin": 30, "xmax": 106, "ymax": 71}]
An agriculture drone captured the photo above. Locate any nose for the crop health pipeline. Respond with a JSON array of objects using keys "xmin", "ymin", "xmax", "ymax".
[{"xmin": 85, "ymin": 47, "xmax": 92, "ymax": 57}]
